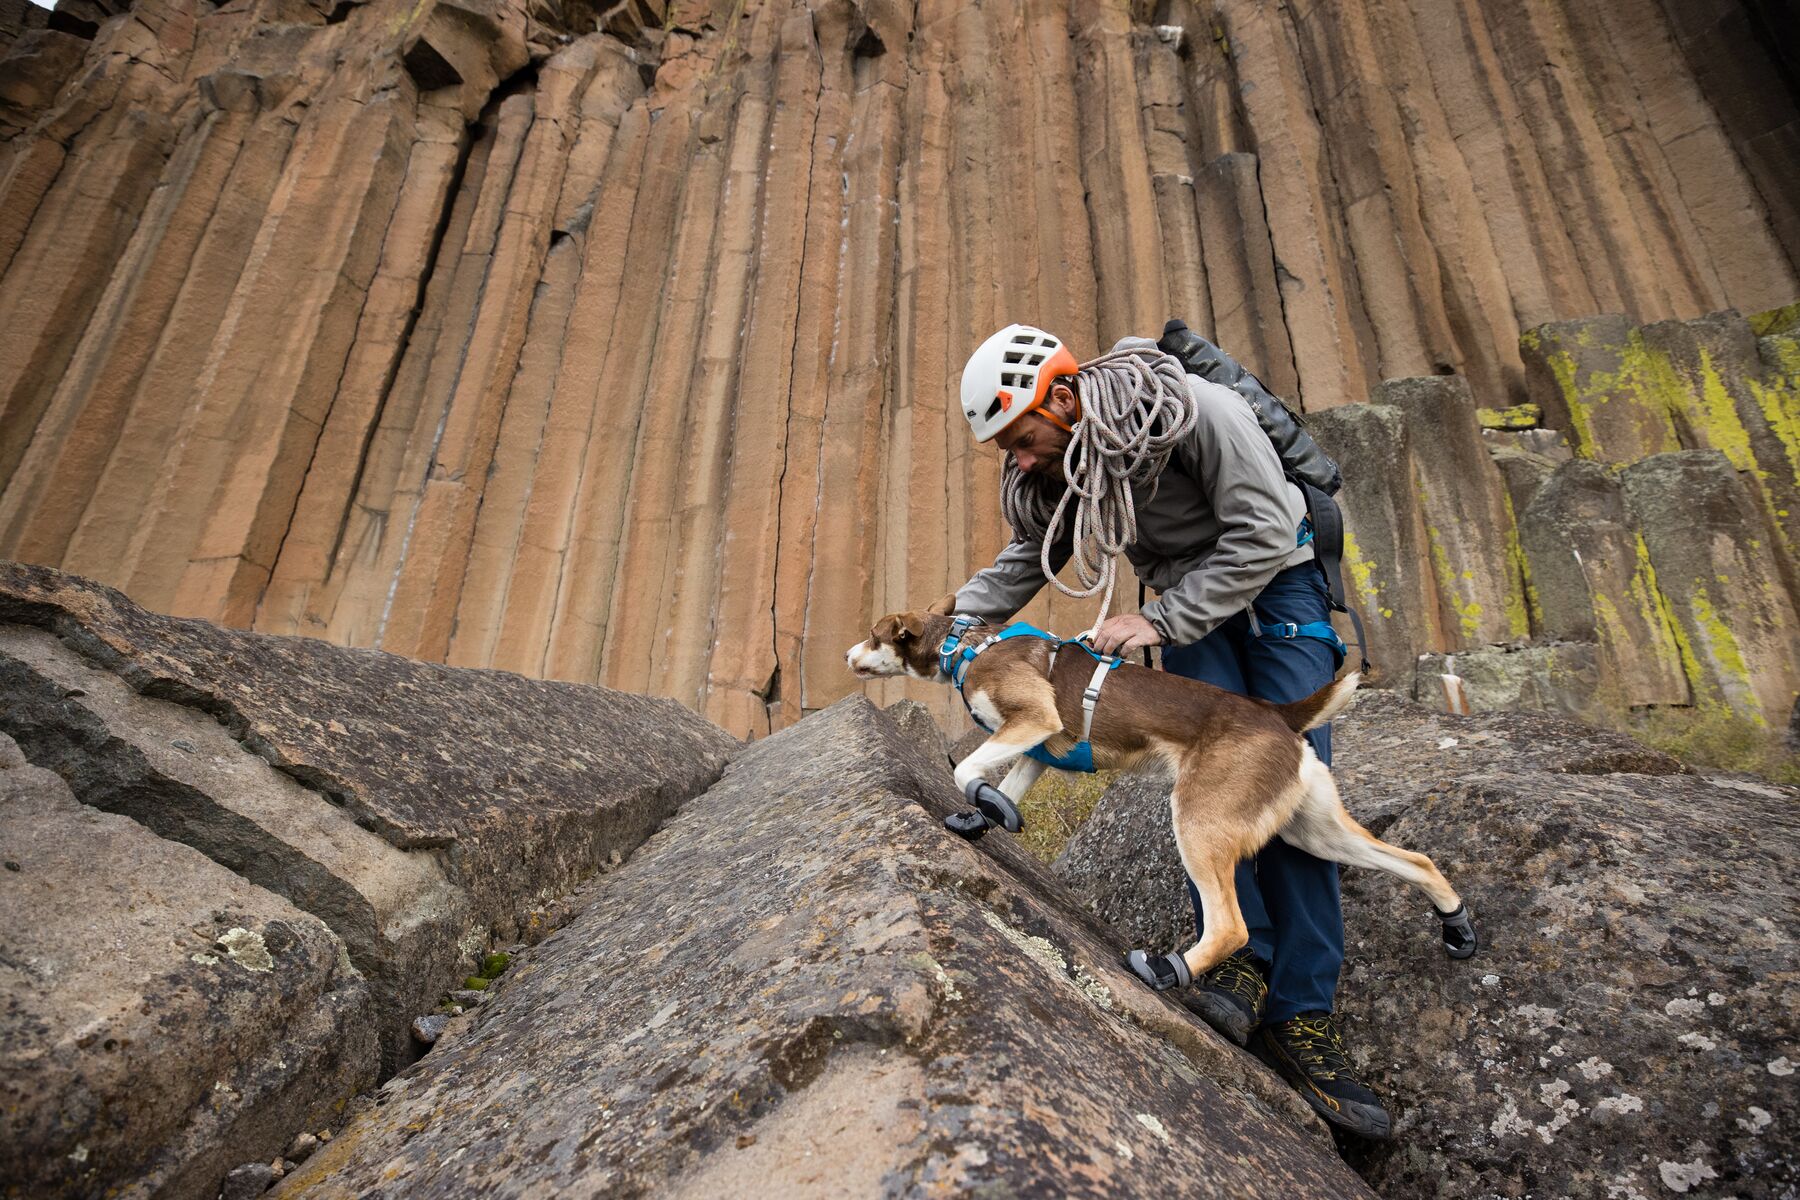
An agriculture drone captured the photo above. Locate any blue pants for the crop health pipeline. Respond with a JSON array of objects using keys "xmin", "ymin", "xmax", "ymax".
[{"xmin": 1159, "ymin": 563, "xmax": 1343, "ymax": 1022}]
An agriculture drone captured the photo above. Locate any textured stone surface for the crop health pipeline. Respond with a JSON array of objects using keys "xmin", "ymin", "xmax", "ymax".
[
  {"xmin": 0, "ymin": 561, "xmax": 737, "ymax": 1064},
  {"xmin": 0, "ymin": 734, "xmax": 377, "ymax": 1200},
  {"xmin": 0, "ymin": 623, "xmax": 461, "ymax": 1070},
  {"xmin": 1055, "ymin": 691, "xmax": 1800, "ymax": 1198},
  {"xmin": 280, "ymin": 698, "xmax": 1373, "ymax": 1198},
  {"xmin": 1520, "ymin": 315, "xmax": 1687, "ymax": 464},
  {"xmin": 1517, "ymin": 459, "xmax": 1690, "ymax": 708},
  {"xmin": 0, "ymin": 0, "xmax": 1795, "ymax": 738},
  {"xmin": 1621, "ymin": 451, "xmax": 1800, "ymax": 721},
  {"xmin": 1377, "ymin": 375, "xmax": 1530, "ymax": 648},
  {"xmin": 1412, "ymin": 642, "xmax": 1606, "ymax": 726},
  {"xmin": 1306, "ymin": 402, "xmax": 1439, "ymax": 676}
]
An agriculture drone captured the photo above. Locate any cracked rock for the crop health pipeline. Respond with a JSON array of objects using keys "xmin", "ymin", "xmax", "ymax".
[{"xmin": 279, "ymin": 699, "xmax": 1371, "ymax": 1197}]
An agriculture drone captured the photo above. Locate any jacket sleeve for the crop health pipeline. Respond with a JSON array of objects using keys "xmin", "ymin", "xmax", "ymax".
[
  {"xmin": 1139, "ymin": 380, "xmax": 1298, "ymax": 645},
  {"xmin": 953, "ymin": 532, "xmax": 1072, "ymax": 624}
]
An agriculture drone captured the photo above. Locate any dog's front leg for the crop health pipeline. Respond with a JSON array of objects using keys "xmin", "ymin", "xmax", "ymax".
[
  {"xmin": 952, "ymin": 736, "xmax": 1030, "ymax": 794},
  {"xmin": 997, "ymin": 755, "xmax": 1046, "ymax": 802}
]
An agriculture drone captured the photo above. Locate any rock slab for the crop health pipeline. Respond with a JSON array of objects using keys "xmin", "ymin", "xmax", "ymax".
[
  {"xmin": 0, "ymin": 733, "xmax": 377, "ymax": 1200},
  {"xmin": 1054, "ymin": 690, "xmax": 1797, "ymax": 1199},
  {"xmin": 279, "ymin": 698, "xmax": 1374, "ymax": 1198},
  {"xmin": 0, "ymin": 562, "xmax": 737, "ymax": 1041}
]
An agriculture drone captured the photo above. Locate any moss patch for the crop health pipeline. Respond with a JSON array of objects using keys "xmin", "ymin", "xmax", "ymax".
[
  {"xmin": 1478, "ymin": 403, "xmax": 1542, "ymax": 431},
  {"xmin": 1749, "ymin": 302, "xmax": 1800, "ymax": 338},
  {"xmin": 1628, "ymin": 708, "xmax": 1798, "ymax": 786}
]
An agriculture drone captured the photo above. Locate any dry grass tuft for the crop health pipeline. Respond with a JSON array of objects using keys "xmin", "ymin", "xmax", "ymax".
[
  {"xmin": 1015, "ymin": 769, "xmax": 1117, "ymax": 862},
  {"xmin": 1627, "ymin": 707, "xmax": 1799, "ymax": 787}
]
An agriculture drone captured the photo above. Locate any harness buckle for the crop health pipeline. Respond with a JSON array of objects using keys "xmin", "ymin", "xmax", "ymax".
[
  {"xmin": 938, "ymin": 614, "xmax": 981, "ymax": 677},
  {"xmin": 1272, "ymin": 622, "xmax": 1299, "ymax": 639}
]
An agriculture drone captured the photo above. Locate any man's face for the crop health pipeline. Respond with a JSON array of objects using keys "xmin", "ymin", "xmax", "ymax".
[{"xmin": 993, "ymin": 385, "xmax": 1076, "ymax": 480}]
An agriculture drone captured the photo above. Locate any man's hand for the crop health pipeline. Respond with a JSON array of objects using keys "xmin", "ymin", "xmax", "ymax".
[{"xmin": 1091, "ymin": 613, "xmax": 1162, "ymax": 656}]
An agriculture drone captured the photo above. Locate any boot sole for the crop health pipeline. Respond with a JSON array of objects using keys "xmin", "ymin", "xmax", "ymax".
[{"xmin": 1185, "ymin": 991, "xmax": 1255, "ymax": 1047}]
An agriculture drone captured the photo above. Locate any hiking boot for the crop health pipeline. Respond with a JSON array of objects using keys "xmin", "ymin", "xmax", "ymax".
[
  {"xmin": 1256, "ymin": 1012, "xmax": 1392, "ymax": 1140},
  {"xmin": 1184, "ymin": 950, "xmax": 1268, "ymax": 1047}
]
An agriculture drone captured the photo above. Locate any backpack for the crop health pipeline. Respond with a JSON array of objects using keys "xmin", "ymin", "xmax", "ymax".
[{"xmin": 1154, "ymin": 318, "xmax": 1368, "ymax": 670}]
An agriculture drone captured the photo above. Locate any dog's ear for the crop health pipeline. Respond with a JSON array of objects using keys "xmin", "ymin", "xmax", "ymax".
[
  {"xmin": 872, "ymin": 614, "xmax": 902, "ymax": 644},
  {"xmin": 898, "ymin": 613, "xmax": 928, "ymax": 643},
  {"xmin": 926, "ymin": 592, "xmax": 958, "ymax": 616}
]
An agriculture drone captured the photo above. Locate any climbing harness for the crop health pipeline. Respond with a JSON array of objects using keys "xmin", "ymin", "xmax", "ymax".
[{"xmin": 938, "ymin": 616, "xmax": 1123, "ymax": 774}]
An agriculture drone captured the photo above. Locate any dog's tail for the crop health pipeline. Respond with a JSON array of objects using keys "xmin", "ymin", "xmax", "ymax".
[{"xmin": 1275, "ymin": 672, "xmax": 1361, "ymax": 733}]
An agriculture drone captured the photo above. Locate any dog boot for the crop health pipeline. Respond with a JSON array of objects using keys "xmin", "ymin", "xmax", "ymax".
[
  {"xmin": 943, "ymin": 810, "xmax": 990, "ymax": 840},
  {"xmin": 1184, "ymin": 949, "xmax": 1269, "ymax": 1047},
  {"xmin": 1124, "ymin": 949, "xmax": 1191, "ymax": 992},
  {"xmin": 963, "ymin": 779, "xmax": 1024, "ymax": 834},
  {"xmin": 1255, "ymin": 1012, "xmax": 1393, "ymax": 1141},
  {"xmin": 1436, "ymin": 901, "xmax": 1478, "ymax": 958}
]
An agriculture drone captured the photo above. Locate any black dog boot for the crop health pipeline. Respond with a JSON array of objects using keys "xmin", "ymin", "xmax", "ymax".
[
  {"xmin": 1437, "ymin": 901, "xmax": 1478, "ymax": 959},
  {"xmin": 963, "ymin": 779, "xmax": 1023, "ymax": 834},
  {"xmin": 943, "ymin": 810, "xmax": 990, "ymax": 840},
  {"xmin": 1256, "ymin": 1012, "xmax": 1393, "ymax": 1140},
  {"xmin": 1124, "ymin": 949, "xmax": 1192, "ymax": 992}
]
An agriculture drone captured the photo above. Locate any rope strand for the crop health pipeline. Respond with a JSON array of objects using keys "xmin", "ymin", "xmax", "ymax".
[{"xmin": 1000, "ymin": 346, "xmax": 1197, "ymax": 637}]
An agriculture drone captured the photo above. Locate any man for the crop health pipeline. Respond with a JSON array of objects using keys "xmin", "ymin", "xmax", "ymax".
[{"xmin": 948, "ymin": 323, "xmax": 1390, "ymax": 1140}]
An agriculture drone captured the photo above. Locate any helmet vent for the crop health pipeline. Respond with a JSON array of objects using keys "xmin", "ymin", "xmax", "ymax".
[
  {"xmin": 983, "ymin": 398, "xmax": 1004, "ymax": 420},
  {"xmin": 1000, "ymin": 372, "xmax": 1031, "ymax": 388}
]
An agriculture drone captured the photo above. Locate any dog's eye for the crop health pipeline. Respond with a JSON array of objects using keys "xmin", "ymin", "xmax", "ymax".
[{"xmin": 895, "ymin": 629, "xmax": 912, "ymax": 642}]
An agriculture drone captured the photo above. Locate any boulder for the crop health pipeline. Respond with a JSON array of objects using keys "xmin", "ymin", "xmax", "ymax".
[
  {"xmin": 0, "ymin": 734, "xmax": 377, "ymax": 1200},
  {"xmin": 1055, "ymin": 691, "xmax": 1798, "ymax": 1199},
  {"xmin": 279, "ymin": 698, "xmax": 1374, "ymax": 1198},
  {"xmin": 1412, "ymin": 641, "xmax": 1607, "ymax": 725},
  {"xmin": 1052, "ymin": 689, "xmax": 1686, "ymax": 956},
  {"xmin": 1517, "ymin": 459, "xmax": 1689, "ymax": 707},
  {"xmin": 1306, "ymin": 403, "xmax": 1441, "ymax": 677},
  {"xmin": 1482, "ymin": 426, "xmax": 1571, "ymax": 515},
  {"xmin": 1331, "ymin": 704, "xmax": 1799, "ymax": 1200},
  {"xmin": 0, "ymin": 561, "xmax": 737, "ymax": 1066},
  {"xmin": 1620, "ymin": 452, "xmax": 1800, "ymax": 722},
  {"xmin": 1519, "ymin": 315, "xmax": 1684, "ymax": 464},
  {"xmin": 884, "ymin": 697, "xmax": 949, "ymax": 761},
  {"xmin": 1641, "ymin": 311, "xmax": 1800, "ymax": 587},
  {"xmin": 1377, "ymin": 375, "xmax": 1531, "ymax": 648}
]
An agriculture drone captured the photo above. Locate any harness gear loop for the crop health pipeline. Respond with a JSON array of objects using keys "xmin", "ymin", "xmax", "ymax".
[{"xmin": 1000, "ymin": 347, "xmax": 1199, "ymax": 638}]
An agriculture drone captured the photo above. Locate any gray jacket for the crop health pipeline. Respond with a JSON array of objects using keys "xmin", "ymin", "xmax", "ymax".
[{"xmin": 954, "ymin": 337, "xmax": 1313, "ymax": 646}]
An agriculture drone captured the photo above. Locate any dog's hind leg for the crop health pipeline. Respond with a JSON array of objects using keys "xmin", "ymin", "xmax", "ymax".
[
  {"xmin": 1176, "ymin": 844, "xmax": 1251, "ymax": 982},
  {"xmin": 1170, "ymin": 755, "xmax": 1261, "ymax": 978},
  {"xmin": 1126, "ymin": 749, "xmax": 1264, "ymax": 994},
  {"xmin": 1277, "ymin": 745, "xmax": 1478, "ymax": 958}
]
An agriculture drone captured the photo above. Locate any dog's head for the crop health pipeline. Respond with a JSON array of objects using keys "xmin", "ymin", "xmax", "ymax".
[{"xmin": 845, "ymin": 594, "xmax": 960, "ymax": 682}]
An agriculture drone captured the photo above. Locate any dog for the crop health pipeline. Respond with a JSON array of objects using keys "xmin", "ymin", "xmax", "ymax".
[{"xmin": 845, "ymin": 601, "xmax": 1477, "ymax": 993}]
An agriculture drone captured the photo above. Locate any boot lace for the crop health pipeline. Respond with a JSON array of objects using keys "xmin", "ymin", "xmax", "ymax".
[
  {"xmin": 1278, "ymin": 1014, "xmax": 1358, "ymax": 1082},
  {"xmin": 1207, "ymin": 953, "xmax": 1268, "ymax": 1006}
]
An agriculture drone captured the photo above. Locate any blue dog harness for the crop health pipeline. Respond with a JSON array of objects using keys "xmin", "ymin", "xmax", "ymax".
[{"xmin": 938, "ymin": 616, "xmax": 1124, "ymax": 773}]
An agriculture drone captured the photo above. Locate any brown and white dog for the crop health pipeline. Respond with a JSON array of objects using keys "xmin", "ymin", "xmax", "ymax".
[{"xmin": 845, "ymin": 601, "xmax": 1477, "ymax": 992}]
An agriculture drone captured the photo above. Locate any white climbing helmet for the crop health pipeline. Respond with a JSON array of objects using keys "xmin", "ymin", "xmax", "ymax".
[{"xmin": 959, "ymin": 324, "xmax": 1080, "ymax": 442}]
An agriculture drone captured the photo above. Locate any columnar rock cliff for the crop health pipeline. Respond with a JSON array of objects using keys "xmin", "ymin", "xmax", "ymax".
[
  {"xmin": 1, "ymin": 0, "xmax": 1796, "ymax": 737},
  {"xmin": 1307, "ymin": 306, "xmax": 1800, "ymax": 739}
]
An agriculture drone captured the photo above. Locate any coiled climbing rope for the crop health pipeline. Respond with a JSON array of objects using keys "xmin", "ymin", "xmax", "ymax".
[{"xmin": 999, "ymin": 345, "xmax": 1199, "ymax": 636}]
